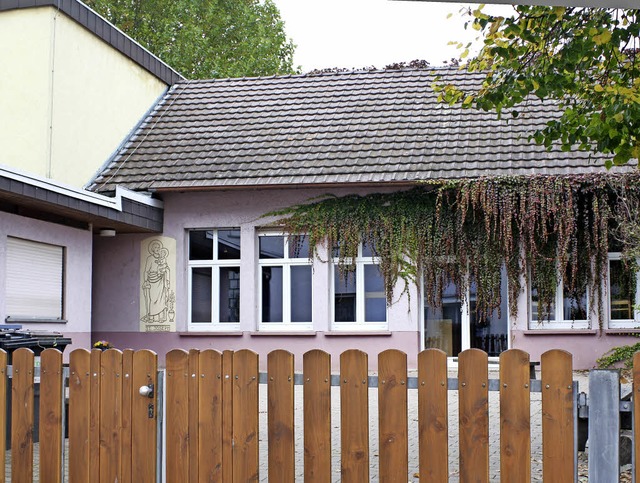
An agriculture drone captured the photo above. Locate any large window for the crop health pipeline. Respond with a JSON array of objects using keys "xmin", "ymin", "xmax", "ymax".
[
  {"xmin": 529, "ymin": 276, "xmax": 589, "ymax": 329},
  {"xmin": 608, "ymin": 253, "xmax": 640, "ymax": 329},
  {"xmin": 333, "ymin": 243, "xmax": 387, "ymax": 329},
  {"xmin": 6, "ymin": 237, "xmax": 64, "ymax": 321},
  {"xmin": 258, "ymin": 234, "xmax": 312, "ymax": 329},
  {"xmin": 188, "ymin": 229, "xmax": 240, "ymax": 328}
]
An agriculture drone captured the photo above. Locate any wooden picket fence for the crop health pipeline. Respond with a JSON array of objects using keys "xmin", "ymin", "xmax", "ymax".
[{"xmin": 0, "ymin": 346, "xmax": 634, "ymax": 482}]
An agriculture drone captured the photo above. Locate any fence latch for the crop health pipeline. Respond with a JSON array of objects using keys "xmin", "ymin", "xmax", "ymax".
[{"xmin": 148, "ymin": 403, "xmax": 154, "ymax": 419}]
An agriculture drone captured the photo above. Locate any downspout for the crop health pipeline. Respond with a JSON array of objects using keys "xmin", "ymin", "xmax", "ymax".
[{"xmin": 46, "ymin": 2, "xmax": 61, "ymax": 179}]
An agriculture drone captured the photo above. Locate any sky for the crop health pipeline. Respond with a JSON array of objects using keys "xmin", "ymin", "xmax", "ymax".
[{"xmin": 272, "ymin": 0, "xmax": 515, "ymax": 73}]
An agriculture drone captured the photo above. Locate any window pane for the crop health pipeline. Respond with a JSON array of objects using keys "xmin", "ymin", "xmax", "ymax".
[
  {"xmin": 189, "ymin": 231, "xmax": 213, "ymax": 260},
  {"xmin": 362, "ymin": 242, "xmax": 376, "ymax": 258},
  {"xmin": 288, "ymin": 235, "xmax": 310, "ymax": 259},
  {"xmin": 563, "ymin": 285, "xmax": 587, "ymax": 320},
  {"xmin": 470, "ymin": 266, "xmax": 509, "ymax": 357},
  {"xmin": 219, "ymin": 267, "xmax": 240, "ymax": 322},
  {"xmin": 531, "ymin": 286, "xmax": 556, "ymax": 321},
  {"xmin": 191, "ymin": 267, "xmax": 212, "ymax": 322},
  {"xmin": 262, "ymin": 267, "xmax": 283, "ymax": 322},
  {"xmin": 364, "ymin": 264, "xmax": 386, "ymax": 322},
  {"xmin": 218, "ymin": 230, "xmax": 241, "ymax": 259},
  {"xmin": 259, "ymin": 236, "xmax": 284, "ymax": 259},
  {"xmin": 610, "ymin": 259, "xmax": 635, "ymax": 320},
  {"xmin": 424, "ymin": 277, "xmax": 462, "ymax": 357},
  {"xmin": 335, "ymin": 270, "xmax": 356, "ymax": 322},
  {"xmin": 291, "ymin": 265, "xmax": 312, "ymax": 322}
]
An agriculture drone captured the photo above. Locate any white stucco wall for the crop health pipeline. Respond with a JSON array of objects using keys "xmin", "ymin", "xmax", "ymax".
[
  {"xmin": 0, "ymin": 6, "xmax": 168, "ymax": 187},
  {"xmin": 0, "ymin": 211, "xmax": 93, "ymax": 352}
]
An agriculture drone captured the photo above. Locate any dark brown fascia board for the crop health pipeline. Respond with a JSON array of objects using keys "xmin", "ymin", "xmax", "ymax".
[
  {"xmin": 0, "ymin": 0, "xmax": 184, "ymax": 85},
  {"xmin": 0, "ymin": 168, "xmax": 163, "ymax": 233}
]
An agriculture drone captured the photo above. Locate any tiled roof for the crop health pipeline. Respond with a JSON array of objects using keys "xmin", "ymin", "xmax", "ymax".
[
  {"xmin": 89, "ymin": 68, "xmax": 621, "ymax": 193},
  {"xmin": 1, "ymin": 0, "xmax": 183, "ymax": 85}
]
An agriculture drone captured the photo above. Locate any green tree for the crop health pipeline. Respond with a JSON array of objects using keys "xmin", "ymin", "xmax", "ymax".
[
  {"xmin": 85, "ymin": 0, "xmax": 297, "ymax": 79},
  {"xmin": 437, "ymin": 7, "xmax": 640, "ymax": 167}
]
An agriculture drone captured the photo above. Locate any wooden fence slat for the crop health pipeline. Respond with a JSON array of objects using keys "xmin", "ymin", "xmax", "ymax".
[
  {"xmin": 541, "ymin": 349, "xmax": 574, "ymax": 483},
  {"xmin": 69, "ymin": 349, "xmax": 91, "ymax": 483},
  {"xmin": 166, "ymin": 349, "xmax": 190, "ymax": 482},
  {"xmin": 132, "ymin": 350, "xmax": 158, "ymax": 483},
  {"xmin": 634, "ymin": 351, "xmax": 640, "ymax": 483},
  {"xmin": 268, "ymin": 350, "xmax": 295, "ymax": 483},
  {"xmin": 189, "ymin": 349, "xmax": 200, "ymax": 483},
  {"xmin": 198, "ymin": 350, "xmax": 223, "ymax": 483},
  {"xmin": 0, "ymin": 350, "xmax": 6, "ymax": 483},
  {"xmin": 39, "ymin": 349, "xmax": 63, "ymax": 483},
  {"xmin": 222, "ymin": 350, "xmax": 234, "ymax": 483},
  {"xmin": 303, "ymin": 350, "xmax": 331, "ymax": 483},
  {"xmin": 418, "ymin": 349, "xmax": 448, "ymax": 483},
  {"xmin": 11, "ymin": 348, "xmax": 34, "ymax": 483},
  {"xmin": 458, "ymin": 348, "xmax": 489, "ymax": 483},
  {"xmin": 340, "ymin": 349, "xmax": 369, "ymax": 483},
  {"xmin": 499, "ymin": 349, "xmax": 531, "ymax": 482},
  {"xmin": 89, "ymin": 349, "xmax": 102, "ymax": 479},
  {"xmin": 378, "ymin": 349, "xmax": 408, "ymax": 482},
  {"xmin": 121, "ymin": 349, "xmax": 134, "ymax": 483},
  {"xmin": 232, "ymin": 350, "xmax": 259, "ymax": 483},
  {"xmin": 100, "ymin": 349, "xmax": 123, "ymax": 483}
]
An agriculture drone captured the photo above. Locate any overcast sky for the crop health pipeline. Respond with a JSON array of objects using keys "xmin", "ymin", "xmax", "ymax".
[{"xmin": 272, "ymin": 0, "xmax": 514, "ymax": 72}]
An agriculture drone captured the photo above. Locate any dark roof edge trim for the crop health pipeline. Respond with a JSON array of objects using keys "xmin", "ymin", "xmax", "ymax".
[{"xmin": 0, "ymin": 0, "xmax": 184, "ymax": 85}]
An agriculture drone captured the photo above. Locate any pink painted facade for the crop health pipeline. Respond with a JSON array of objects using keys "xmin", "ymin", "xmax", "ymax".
[{"xmin": 91, "ymin": 187, "xmax": 640, "ymax": 370}]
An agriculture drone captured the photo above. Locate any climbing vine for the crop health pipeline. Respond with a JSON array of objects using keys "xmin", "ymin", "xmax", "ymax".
[{"xmin": 269, "ymin": 173, "xmax": 640, "ymax": 326}]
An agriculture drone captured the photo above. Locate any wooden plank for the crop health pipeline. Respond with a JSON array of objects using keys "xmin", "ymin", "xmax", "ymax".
[
  {"xmin": 541, "ymin": 349, "xmax": 574, "ymax": 483},
  {"xmin": 189, "ymin": 349, "xmax": 200, "ymax": 483},
  {"xmin": 100, "ymin": 349, "xmax": 123, "ymax": 483},
  {"xmin": 267, "ymin": 350, "xmax": 295, "ymax": 483},
  {"xmin": 89, "ymin": 349, "xmax": 102, "ymax": 479},
  {"xmin": 232, "ymin": 349, "xmax": 259, "ymax": 483},
  {"xmin": 166, "ymin": 349, "xmax": 190, "ymax": 482},
  {"xmin": 222, "ymin": 350, "xmax": 234, "ymax": 483},
  {"xmin": 418, "ymin": 349, "xmax": 448, "ymax": 483},
  {"xmin": 39, "ymin": 349, "xmax": 63, "ymax": 483},
  {"xmin": 458, "ymin": 348, "xmax": 489, "ymax": 483},
  {"xmin": 0, "ymin": 350, "xmax": 7, "ymax": 483},
  {"xmin": 132, "ymin": 350, "xmax": 158, "ymax": 483},
  {"xmin": 11, "ymin": 348, "xmax": 34, "ymax": 483},
  {"xmin": 303, "ymin": 350, "xmax": 332, "ymax": 483},
  {"xmin": 198, "ymin": 350, "xmax": 223, "ymax": 483},
  {"xmin": 340, "ymin": 349, "xmax": 369, "ymax": 483},
  {"xmin": 499, "ymin": 349, "xmax": 531, "ymax": 482},
  {"xmin": 378, "ymin": 349, "xmax": 408, "ymax": 482},
  {"xmin": 634, "ymin": 351, "xmax": 640, "ymax": 483},
  {"xmin": 69, "ymin": 349, "xmax": 91, "ymax": 483},
  {"xmin": 121, "ymin": 349, "xmax": 134, "ymax": 483}
]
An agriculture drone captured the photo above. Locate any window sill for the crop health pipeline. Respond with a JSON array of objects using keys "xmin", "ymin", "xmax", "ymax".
[
  {"xmin": 251, "ymin": 331, "xmax": 317, "ymax": 337},
  {"xmin": 523, "ymin": 329, "xmax": 597, "ymax": 335},
  {"xmin": 604, "ymin": 329, "xmax": 640, "ymax": 335},
  {"xmin": 179, "ymin": 331, "xmax": 244, "ymax": 337},
  {"xmin": 5, "ymin": 317, "xmax": 67, "ymax": 324},
  {"xmin": 325, "ymin": 331, "xmax": 392, "ymax": 336}
]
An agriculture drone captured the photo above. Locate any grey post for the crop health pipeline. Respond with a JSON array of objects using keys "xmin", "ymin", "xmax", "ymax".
[{"xmin": 588, "ymin": 370, "xmax": 620, "ymax": 483}]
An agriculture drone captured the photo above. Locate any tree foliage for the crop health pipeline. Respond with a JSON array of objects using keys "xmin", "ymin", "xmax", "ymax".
[
  {"xmin": 437, "ymin": 7, "xmax": 640, "ymax": 167},
  {"xmin": 85, "ymin": 0, "xmax": 297, "ymax": 79}
]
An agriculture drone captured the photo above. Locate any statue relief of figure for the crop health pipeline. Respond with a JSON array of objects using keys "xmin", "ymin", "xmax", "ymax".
[{"xmin": 142, "ymin": 240, "xmax": 171, "ymax": 323}]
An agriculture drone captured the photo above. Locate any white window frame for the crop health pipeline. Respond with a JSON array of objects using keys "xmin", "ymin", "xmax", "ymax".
[
  {"xmin": 607, "ymin": 253, "xmax": 640, "ymax": 329},
  {"xmin": 528, "ymin": 273, "xmax": 590, "ymax": 330},
  {"xmin": 5, "ymin": 237, "xmax": 65, "ymax": 321},
  {"xmin": 187, "ymin": 229, "xmax": 241, "ymax": 330},
  {"xmin": 258, "ymin": 233, "xmax": 313, "ymax": 330},
  {"xmin": 331, "ymin": 243, "xmax": 387, "ymax": 330}
]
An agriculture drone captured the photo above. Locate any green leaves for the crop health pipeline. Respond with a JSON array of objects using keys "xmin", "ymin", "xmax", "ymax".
[
  {"xmin": 441, "ymin": 7, "xmax": 640, "ymax": 166},
  {"xmin": 84, "ymin": 0, "xmax": 297, "ymax": 79}
]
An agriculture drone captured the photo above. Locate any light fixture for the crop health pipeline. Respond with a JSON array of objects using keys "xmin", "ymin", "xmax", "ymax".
[{"xmin": 99, "ymin": 229, "xmax": 116, "ymax": 237}]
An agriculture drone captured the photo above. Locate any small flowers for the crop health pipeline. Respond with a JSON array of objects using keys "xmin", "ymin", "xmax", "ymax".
[{"xmin": 93, "ymin": 340, "xmax": 113, "ymax": 350}]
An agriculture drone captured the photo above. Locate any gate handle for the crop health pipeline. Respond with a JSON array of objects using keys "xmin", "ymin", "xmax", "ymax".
[{"xmin": 139, "ymin": 383, "xmax": 154, "ymax": 398}]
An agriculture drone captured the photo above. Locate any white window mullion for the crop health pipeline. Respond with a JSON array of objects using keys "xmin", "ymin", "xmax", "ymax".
[
  {"xmin": 283, "ymin": 263, "xmax": 292, "ymax": 324},
  {"xmin": 212, "ymin": 265, "xmax": 220, "ymax": 325},
  {"xmin": 356, "ymin": 261, "xmax": 365, "ymax": 323}
]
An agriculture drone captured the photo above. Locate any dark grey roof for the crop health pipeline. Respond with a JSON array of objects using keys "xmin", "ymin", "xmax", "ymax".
[
  {"xmin": 89, "ymin": 68, "xmax": 621, "ymax": 193},
  {"xmin": 1, "ymin": 0, "xmax": 183, "ymax": 85}
]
